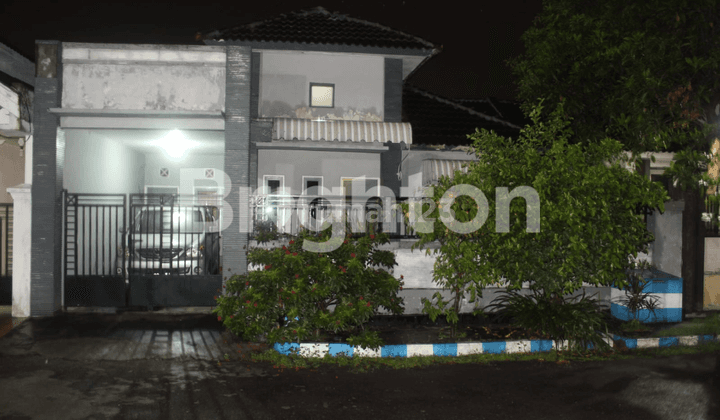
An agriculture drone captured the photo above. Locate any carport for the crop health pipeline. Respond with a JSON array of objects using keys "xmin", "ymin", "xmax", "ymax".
[{"xmin": 57, "ymin": 126, "xmax": 225, "ymax": 309}]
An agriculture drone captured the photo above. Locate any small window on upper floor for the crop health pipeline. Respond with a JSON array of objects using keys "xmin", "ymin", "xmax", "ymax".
[{"xmin": 310, "ymin": 83, "xmax": 334, "ymax": 108}]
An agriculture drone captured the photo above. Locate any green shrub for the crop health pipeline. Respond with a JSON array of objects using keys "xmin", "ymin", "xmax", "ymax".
[
  {"xmin": 485, "ymin": 289, "xmax": 611, "ymax": 352},
  {"xmin": 213, "ymin": 227, "xmax": 404, "ymax": 349}
]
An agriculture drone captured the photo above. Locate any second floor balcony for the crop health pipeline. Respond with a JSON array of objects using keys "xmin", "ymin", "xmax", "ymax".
[{"xmin": 250, "ymin": 194, "xmax": 417, "ymax": 240}]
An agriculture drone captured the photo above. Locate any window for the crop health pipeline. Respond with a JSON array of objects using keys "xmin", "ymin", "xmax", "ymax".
[
  {"xmin": 342, "ymin": 177, "xmax": 379, "ymax": 198},
  {"xmin": 144, "ymin": 186, "xmax": 179, "ymax": 205},
  {"xmin": 260, "ymin": 175, "xmax": 287, "ymax": 232},
  {"xmin": 195, "ymin": 188, "xmax": 221, "ymax": 233},
  {"xmin": 310, "ymin": 83, "xmax": 334, "ymax": 108},
  {"xmin": 262, "ymin": 175, "xmax": 284, "ymax": 195},
  {"xmin": 302, "ymin": 176, "xmax": 323, "ymax": 196},
  {"xmin": 134, "ymin": 208, "xmax": 204, "ymax": 234},
  {"xmin": 145, "ymin": 186, "xmax": 179, "ymax": 195}
]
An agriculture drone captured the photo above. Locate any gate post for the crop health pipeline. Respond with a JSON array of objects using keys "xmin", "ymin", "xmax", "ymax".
[
  {"xmin": 222, "ymin": 46, "xmax": 252, "ymax": 283},
  {"xmin": 31, "ymin": 41, "xmax": 64, "ymax": 317},
  {"xmin": 7, "ymin": 184, "xmax": 31, "ymax": 317}
]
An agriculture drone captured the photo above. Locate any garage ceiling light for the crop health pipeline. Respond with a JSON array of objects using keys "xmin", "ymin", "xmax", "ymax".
[{"xmin": 154, "ymin": 130, "xmax": 195, "ymax": 158}]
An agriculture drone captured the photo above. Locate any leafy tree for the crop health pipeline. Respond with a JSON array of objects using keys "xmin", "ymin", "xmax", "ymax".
[
  {"xmin": 407, "ymin": 100, "xmax": 668, "ymax": 341},
  {"xmin": 510, "ymin": 0, "xmax": 720, "ymax": 312}
]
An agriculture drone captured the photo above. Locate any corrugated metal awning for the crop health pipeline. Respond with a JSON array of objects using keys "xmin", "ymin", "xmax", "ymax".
[
  {"xmin": 273, "ymin": 118, "xmax": 412, "ymax": 144},
  {"xmin": 423, "ymin": 159, "xmax": 471, "ymax": 185}
]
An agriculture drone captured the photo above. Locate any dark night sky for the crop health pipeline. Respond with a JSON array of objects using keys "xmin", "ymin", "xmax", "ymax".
[{"xmin": 1, "ymin": 0, "xmax": 543, "ymax": 101}]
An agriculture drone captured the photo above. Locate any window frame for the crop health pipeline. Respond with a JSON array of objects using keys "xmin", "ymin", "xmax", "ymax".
[
  {"xmin": 302, "ymin": 176, "xmax": 324, "ymax": 196},
  {"xmin": 309, "ymin": 83, "xmax": 335, "ymax": 108},
  {"xmin": 341, "ymin": 177, "xmax": 380, "ymax": 198},
  {"xmin": 262, "ymin": 175, "xmax": 285, "ymax": 195}
]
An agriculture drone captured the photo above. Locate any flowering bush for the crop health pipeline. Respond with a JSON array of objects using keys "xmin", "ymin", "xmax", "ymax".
[{"xmin": 213, "ymin": 226, "xmax": 404, "ymax": 349}]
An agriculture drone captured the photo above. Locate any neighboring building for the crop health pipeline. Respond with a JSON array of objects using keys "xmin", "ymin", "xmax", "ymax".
[
  {"xmin": 403, "ymin": 85, "xmax": 522, "ymax": 146},
  {"xmin": 398, "ymin": 85, "xmax": 522, "ymax": 197},
  {"xmin": 0, "ymin": 42, "xmax": 34, "ymax": 307}
]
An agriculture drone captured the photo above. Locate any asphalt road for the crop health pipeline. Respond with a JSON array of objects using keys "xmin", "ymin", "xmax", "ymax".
[{"xmin": 0, "ymin": 312, "xmax": 718, "ymax": 420}]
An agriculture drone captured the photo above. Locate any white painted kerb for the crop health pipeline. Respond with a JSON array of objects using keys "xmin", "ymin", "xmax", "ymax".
[{"xmin": 7, "ymin": 184, "xmax": 31, "ymax": 317}]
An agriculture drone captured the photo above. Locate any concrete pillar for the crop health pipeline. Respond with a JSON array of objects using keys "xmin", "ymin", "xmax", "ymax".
[
  {"xmin": 384, "ymin": 58, "xmax": 403, "ymax": 123},
  {"xmin": 7, "ymin": 184, "xmax": 31, "ymax": 317},
  {"xmin": 31, "ymin": 41, "xmax": 64, "ymax": 317},
  {"xmin": 222, "ymin": 46, "xmax": 252, "ymax": 283}
]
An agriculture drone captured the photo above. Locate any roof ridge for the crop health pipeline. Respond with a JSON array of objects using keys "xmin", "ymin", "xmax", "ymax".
[
  {"xmin": 405, "ymin": 85, "xmax": 521, "ymax": 130},
  {"xmin": 0, "ymin": 42, "xmax": 33, "ymax": 65},
  {"xmin": 320, "ymin": 8, "xmax": 437, "ymax": 49},
  {"xmin": 198, "ymin": 6, "xmax": 438, "ymax": 50}
]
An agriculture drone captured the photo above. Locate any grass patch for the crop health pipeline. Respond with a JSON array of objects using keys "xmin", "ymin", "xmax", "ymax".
[
  {"xmin": 246, "ymin": 340, "xmax": 720, "ymax": 373},
  {"xmin": 652, "ymin": 313, "xmax": 720, "ymax": 337}
]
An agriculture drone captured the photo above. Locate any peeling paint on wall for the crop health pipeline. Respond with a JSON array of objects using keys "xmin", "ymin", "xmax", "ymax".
[
  {"xmin": 63, "ymin": 64, "xmax": 226, "ymax": 111},
  {"xmin": 261, "ymin": 100, "xmax": 382, "ymax": 121},
  {"xmin": 262, "ymin": 103, "xmax": 382, "ymax": 122}
]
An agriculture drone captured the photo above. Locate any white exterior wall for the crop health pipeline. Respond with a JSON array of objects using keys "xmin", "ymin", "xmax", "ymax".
[
  {"xmin": 257, "ymin": 148, "xmax": 382, "ymax": 195},
  {"xmin": 63, "ymin": 129, "xmax": 146, "ymax": 195},
  {"xmin": 61, "ymin": 44, "xmax": 226, "ymax": 112},
  {"xmin": 259, "ymin": 51, "xmax": 384, "ymax": 121},
  {"xmin": 7, "ymin": 185, "xmax": 30, "ymax": 317}
]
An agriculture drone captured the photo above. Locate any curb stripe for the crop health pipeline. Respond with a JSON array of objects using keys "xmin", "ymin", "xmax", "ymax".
[{"xmin": 272, "ymin": 333, "xmax": 719, "ymax": 358}]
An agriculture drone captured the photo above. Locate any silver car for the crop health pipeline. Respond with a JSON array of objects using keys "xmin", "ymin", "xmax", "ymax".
[{"xmin": 116, "ymin": 206, "xmax": 220, "ymax": 278}]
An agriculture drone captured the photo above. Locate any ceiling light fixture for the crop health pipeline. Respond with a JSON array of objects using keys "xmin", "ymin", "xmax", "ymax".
[{"xmin": 154, "ymin": 130, "xmax": 194, "ymax": 158}]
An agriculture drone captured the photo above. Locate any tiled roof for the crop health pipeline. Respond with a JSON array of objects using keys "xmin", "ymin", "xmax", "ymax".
[
  {"xmin": 198, "ymin": 6, "xmax": 438, "ymax": 51},
  {"xmin": 403, "ymin": 85, "xmax": 522, "ymax": 146}
]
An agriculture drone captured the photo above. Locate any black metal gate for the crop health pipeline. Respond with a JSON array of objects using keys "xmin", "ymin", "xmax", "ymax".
[
  {"xmin": 126, "ymin": 194, "xmax": 221, "ymax": 308},
  {"xmin": 64, "ymin": 193, "xmax": 127, "ymax": 307},
  {"xmin": 64, "ymin": 191, "xmax": 222, "ymax": 308},
  {"xmin": 0, "ymin": 204, "xmax": 12, "ymax": 305}
]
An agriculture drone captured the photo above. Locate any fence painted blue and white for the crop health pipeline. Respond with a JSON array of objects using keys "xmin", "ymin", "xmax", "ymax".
[
  {"xmin": 610, "ymin": 270, "xmax": 683, "ymax": 323},
  {"xmin": 273, "ymin": 333, "xmax": 718, "ymax": 358},
  {"xmin": 611, "ymin": 334, "xmax": 717, "ymax": 349}
]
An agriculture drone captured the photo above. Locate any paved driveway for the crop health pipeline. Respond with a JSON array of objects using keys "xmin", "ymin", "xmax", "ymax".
[{"xmin": 0, "ymin": 312, "xmax": 718, "ymax": 420}]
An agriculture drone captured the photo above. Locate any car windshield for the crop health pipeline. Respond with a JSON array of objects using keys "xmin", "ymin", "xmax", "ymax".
[{"xmin": 134, "ymin": 208, "xmax": 205, "ymax": 233}]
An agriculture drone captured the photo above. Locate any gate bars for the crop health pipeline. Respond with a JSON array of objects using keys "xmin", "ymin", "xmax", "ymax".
[
  {"xmin": 63, "ymin": 191, "xmax": 223, "ymax": 308},
  {"xmin": 63, "ymin": 191, "xmax": 127, "ymax": 307},
  {"xmin": 0, "ymin": 204, "xmax": 12, "ymax": 305}
]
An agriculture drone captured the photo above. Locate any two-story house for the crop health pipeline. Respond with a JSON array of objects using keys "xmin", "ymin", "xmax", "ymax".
[
  {"xmin": 21, "ymin": 7, "xmax": 447, "ymax": 316},
  {"xmin": 14, "ymin": 6, "xmax": 691, "ymax": 319}
]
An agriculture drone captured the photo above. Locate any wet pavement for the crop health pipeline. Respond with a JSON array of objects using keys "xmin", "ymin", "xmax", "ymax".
[
  {"xmin": 0, "ymin": 308, "xmax": 258, "ymax": 362},
  {"xmin": 0, "ymin": 308, "xmax": 719, "ymax": 420}
]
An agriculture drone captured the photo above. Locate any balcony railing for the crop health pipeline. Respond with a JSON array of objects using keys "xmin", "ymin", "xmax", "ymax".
[{"xmin": 249, "ymin": 195, "xmax": 417, "ymax": 239}]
